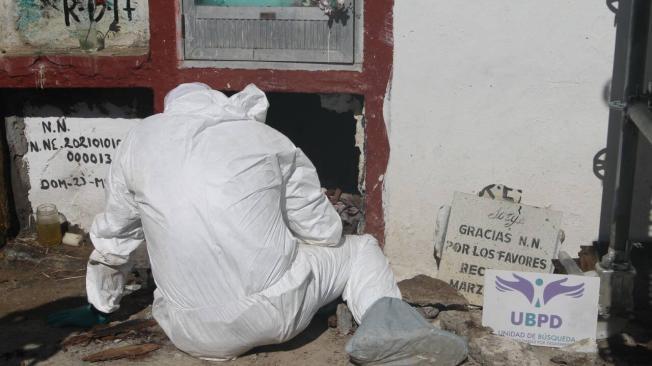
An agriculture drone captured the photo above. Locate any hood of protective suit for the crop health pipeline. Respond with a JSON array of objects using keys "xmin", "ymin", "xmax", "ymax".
[{"xmin": 164, "ymin": 82, "xmax": 269, "ymax": 123}]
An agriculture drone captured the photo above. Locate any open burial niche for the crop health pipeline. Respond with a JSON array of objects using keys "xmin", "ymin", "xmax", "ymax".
[
  {"xmin": 0, "ymin": 90, "xmax": 365, "ymax": 235},
  {"xmin": 266, "ymin": 92, "xmax": 366, "ymax": 235},
  {"xmin": 0, "ymin": 88, "xmax": 153, "ymax": 233}
]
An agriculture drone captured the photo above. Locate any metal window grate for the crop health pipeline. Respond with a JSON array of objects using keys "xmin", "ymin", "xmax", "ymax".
[{"xmin": 183, "ymin": 3, "xmax": 355, "ymax": 63}]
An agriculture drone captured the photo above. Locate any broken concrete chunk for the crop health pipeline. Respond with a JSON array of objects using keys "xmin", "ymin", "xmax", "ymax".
[
  {"xmin": 469, "ymin": 333, "xmax": 542, "ymax": 366},
  {"xmin": 336, "ymin": 303, "xmax": 355, "ymax": 335},
  {"xmin": 398, "ymin": 275, "xmax": 468, "ymax": 308},
  {"xmin": 438, "ymin": 310, "xmax": 484, "ymax": 339}
]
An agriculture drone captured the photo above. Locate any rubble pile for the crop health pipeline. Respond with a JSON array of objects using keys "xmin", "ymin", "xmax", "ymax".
[{"xmin": 326, "ymin": 188, "xmax": 363, "ymax": 235}]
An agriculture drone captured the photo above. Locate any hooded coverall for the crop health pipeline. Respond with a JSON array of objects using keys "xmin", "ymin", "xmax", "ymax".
[{"xmin": 86, "ymin": 83, "xmax": 402, "ymax": 359}]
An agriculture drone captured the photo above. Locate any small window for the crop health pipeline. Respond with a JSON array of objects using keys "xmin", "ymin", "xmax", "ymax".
[{"xmin": 183, "ymin": 0, "xmax": 356, "ymax": 64}]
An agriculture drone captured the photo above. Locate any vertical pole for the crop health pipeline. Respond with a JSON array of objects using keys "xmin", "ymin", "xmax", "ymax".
[
  {"xmin": 609, "ymin": 117, "xmax": 638, "ymax": 267},
  {"xmin": 0, "ymin": 96, "xmax": 10, "ymax": 247},
  {"xmin": 602, "ymin": 0, "xmax": 650, "ymax": 269}
]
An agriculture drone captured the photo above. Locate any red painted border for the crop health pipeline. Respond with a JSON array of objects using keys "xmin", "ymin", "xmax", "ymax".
[{"xmin": 0, "ymin": 0, "xmax": 394, "ymax": 246}]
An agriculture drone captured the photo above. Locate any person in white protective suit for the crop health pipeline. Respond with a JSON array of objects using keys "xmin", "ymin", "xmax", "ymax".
[{"xmin": 48, "ymin": 83, "xmax": 468, "ymax": 365}]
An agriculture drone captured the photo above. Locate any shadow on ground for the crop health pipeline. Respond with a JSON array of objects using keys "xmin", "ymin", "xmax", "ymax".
[
  {"xmin": 251, "ymin": 313, "xmax": 334, "ymax": 355},
  {"xmin": 0, "ymin": 286, "xmax": 342, "ymax": 365},
  {"xmin": 0, "ymin": 287, "xmax": 153, "ymax": 366}
]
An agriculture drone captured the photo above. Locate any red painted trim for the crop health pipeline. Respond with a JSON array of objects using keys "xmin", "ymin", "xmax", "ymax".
[{"xmin": 0, "ymin": 0, "xmax": 394, "ymax": 246}]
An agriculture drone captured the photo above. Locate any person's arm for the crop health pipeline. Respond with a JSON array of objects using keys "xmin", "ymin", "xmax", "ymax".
[
  {"xmin": 86, "ymin": 133, "xmax": 144, "ymax": 314},
  {"xmin": 283, "ymin": 148, "xmax": 343, "ymax": 246},
  {"xmin": 49, "ymin": 134, "xmax": 143, "ymax": 328}
]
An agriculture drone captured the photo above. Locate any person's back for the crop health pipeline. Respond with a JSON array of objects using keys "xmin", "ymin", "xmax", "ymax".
[{"xmin": 129, "ymin": 106, "xmax": 299, "ymax": 309}]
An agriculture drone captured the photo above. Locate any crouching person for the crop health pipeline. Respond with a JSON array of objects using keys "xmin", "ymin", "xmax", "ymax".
[{"xmin": 49, "ymin": 83, "xmax": 468, "ymax": 365}]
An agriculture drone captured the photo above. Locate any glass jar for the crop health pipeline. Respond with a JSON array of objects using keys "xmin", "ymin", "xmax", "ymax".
[{"xmin": 36, "ymin": 203, "xmax": 62, "ymax": 246}]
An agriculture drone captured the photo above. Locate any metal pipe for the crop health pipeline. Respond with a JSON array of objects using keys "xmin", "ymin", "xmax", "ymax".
[{"xmin": 603, "ymin": 0, "xmax": 650, "ymax": 270}]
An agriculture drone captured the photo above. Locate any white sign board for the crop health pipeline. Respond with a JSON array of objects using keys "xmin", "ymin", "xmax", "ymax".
[
  {"xmin": 438, "ymin": 192, "xmax": 562, "ymax": 305},
  {"xmin": 24, "ymin": 117, "xmax": 140, "ymax": 230},
  {"xmin": 482, "ymin": 269, "xmax": 600, "ymax": 347}
]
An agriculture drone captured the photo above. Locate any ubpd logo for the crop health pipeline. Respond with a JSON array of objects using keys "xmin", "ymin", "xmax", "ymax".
[{"xmin": 495, "ymin": 274, "xmax": 584, "ymax": 329}]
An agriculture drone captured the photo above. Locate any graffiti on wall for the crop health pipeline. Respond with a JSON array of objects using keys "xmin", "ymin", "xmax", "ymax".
[
  {"xmin": 61, "ymin": 0, "xmax": 137, "ymax": 27},
  {"xmin": 1, "ymin": 0, "xmax": 149, "ymax": 54},
  {"xmin": 479, "ymin": 184, "xmax": 523, "ymax": 203}
]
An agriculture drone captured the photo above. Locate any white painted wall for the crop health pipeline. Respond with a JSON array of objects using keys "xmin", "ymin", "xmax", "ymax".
[{"xmin": 384, "ymin": 0, "xmax": 615, "ymax": 280}]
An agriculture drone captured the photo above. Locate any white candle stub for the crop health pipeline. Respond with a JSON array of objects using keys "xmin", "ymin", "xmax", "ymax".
[{"xmin": 62, "ymin": 232, "xmax": 83, "ymax": 247}]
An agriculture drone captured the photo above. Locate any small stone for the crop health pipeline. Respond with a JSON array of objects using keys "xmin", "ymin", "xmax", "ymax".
[
  {"xmin": 398, "ymin": 275, "xmax": 468, "ymax": 308},
  {"xmin": 469, "ymin": 333, "xmax": 542, "ymax": 366},
  {"xmin": 550, "ymin": 338, "xmax": 598, "ymax": 366},
  {"xmin": 5, "ymin": 249, "xmax": 17, "ymax": 261},
  {"xmin": 639, "ymin": 339, "xmax": 652, "ymax": 351},
  {"xmin": 22, "ymin": 343, "xmax": 42, "ymax": 351},
  {"xmin": 327, "ymin": 314, "xmax": 337, "ymax": 328},
  {"xmin": 460, "ymin": 357, "xmax": 482, "ymax": 366},
  {"xmin": 7, "ymin": 279, "xmax": 20, "ymax": 290},
  {"xmin": 415, "ymin": 306, "xmax": 440, "ymax": 319},
  {"xmin": 336, "ymin": 303, "xmax": 354, "ymax": 335},
  {"xmin": 129, "ymin": 305, "xmax": 153, "ymax": 320},
  {"xmin": 438, "ymin": 310, "xmax": 484, "ymax": 339},
  {"xmin": 12, "ymin": 315, "xmax": 26, "ymax": 323},
  {"xmin": 621, "ymin": 333, "xmax": 637, "ymax": 347}
]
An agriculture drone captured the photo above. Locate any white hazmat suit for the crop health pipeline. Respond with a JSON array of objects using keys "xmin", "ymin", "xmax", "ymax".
[{"xmin": 86, "ymin": 83, "xmax": 402, "ymax": 359}]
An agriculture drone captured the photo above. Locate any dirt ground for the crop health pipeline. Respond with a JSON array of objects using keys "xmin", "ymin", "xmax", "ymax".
[
  {"xmin": 3, "ymin": 234, "xmax": 652, "ymax": 366},
  {"xmin": 0, "ymin": 236, "xmax": 352, "ymax": 366}
]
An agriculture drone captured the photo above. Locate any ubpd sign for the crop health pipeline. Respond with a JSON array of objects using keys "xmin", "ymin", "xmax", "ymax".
[{"xmin": 482, "ymin": 269, "xmax": 600, "ymax": 347}]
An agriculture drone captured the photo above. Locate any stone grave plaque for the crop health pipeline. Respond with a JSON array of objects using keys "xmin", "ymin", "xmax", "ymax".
[
  {"xmin": 438, "ymin": 192, "xmax": 562, "ymax": 305},
  {"xmin": 20, "ymin": 117, "xmax": 140, "ymax": 230}
]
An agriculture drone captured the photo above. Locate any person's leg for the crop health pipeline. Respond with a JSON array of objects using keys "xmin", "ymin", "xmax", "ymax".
[
  {"xmin": 340, "ymin": 234, "xmax": 402, "ymax": 321},
  {"xmin": 345, "ymin": 298, "xmax": 468, "ymax": 365},
  {"xmin": 295, "ymin": 235, "xmax": 468, "ymax": 365},
  {"xmin": 333, "ymin": 237, "xmax": 467, "ymax": 366},
  {"xmin": 297, "ymin": 234, "xmax": 401, "ymax": 324}
]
